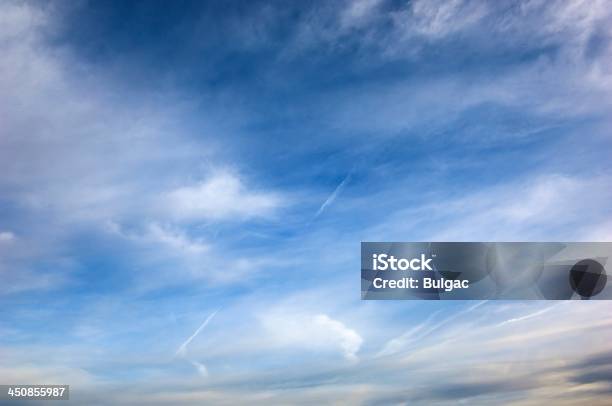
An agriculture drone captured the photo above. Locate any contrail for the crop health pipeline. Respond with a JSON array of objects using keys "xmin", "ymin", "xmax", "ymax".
[
  {"xmin": 314, "ymin": 172, "xmax": 352, "ymax": 219},
  {"xmin": 496, "ymin": 303, "xmax": 563, "ymax": 327},
  {"xmin": 375, "ymin": 302, "xmax": 488, "ymax": 359},
  {"xmin": 418, "ymin": 300, "xmax": 487, "ymax": 338},
  {"xmin": 175, "ymin": 309, "xmax": 219, "ymax": 357},
  {"xmin": 377, "ymin": 310, "xmax": 442, "ymax": 357}
]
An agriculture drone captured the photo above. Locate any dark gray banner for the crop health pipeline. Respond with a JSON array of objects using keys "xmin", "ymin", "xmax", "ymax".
[{"xmin": 361, "ymin": 242, "xmax": 611, "ymax": 300}]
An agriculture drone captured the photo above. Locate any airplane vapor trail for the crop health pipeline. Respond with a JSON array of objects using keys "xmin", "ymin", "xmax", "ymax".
[{"xmin": 175, "ymin": 309, "xmax": 219, "ymax": 357}]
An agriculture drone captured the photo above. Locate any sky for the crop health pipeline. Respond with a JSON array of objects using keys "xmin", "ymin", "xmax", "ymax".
[{"xmin": 1, "ymin": 0, "xmax": 612, "ymax": 404}]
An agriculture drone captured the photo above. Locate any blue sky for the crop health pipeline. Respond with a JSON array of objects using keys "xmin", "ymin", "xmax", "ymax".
[{"xmin": 1, "ymin": 0, "xmax": 612, "ymax": 404}]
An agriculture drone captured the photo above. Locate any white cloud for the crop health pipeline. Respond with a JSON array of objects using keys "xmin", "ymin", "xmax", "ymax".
[
  {"xmin": 312, "ymin": 314, "xmax": 363, "ymax": 362},
  {"xmin": 260, "ymin": 310, "xmax": 363, "ymax": 361},
  {"xmin": 164, "ymin": 170, "xmax": 283, "ymax": 222},
  {"xmin": 0, "ymin": 231, "xmax": 15, "ymax": 242}
]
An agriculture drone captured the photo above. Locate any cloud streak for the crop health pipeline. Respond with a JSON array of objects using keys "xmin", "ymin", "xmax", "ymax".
[
  {"xmin": 176, "ymin": 309, "xmax": 219, "ymax": 358},
  {"xmin": 313, "ymin": 172, "xmax": 352, "ymax": 220}
]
